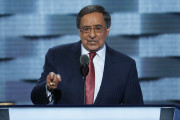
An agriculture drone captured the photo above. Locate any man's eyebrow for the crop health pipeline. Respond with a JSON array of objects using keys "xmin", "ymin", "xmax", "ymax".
[
  {"xmin": 94, "ymin": 24, "xmax": 102, "ymax": 26},
  {"xmin": 82, "ymin": 25, "xmax": 91, "ymax": 27},
  {"xmin": 82, "ymin": 24, "xmax": 103, "ymax": 27}
]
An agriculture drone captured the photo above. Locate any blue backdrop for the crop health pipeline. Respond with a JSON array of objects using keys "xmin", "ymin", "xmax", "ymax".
[{"xmin": 0, "ymin": 0, "xmax": 180, "ymax": 105}]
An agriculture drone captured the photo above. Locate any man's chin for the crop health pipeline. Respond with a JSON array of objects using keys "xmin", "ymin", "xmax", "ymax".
[{"xmin": 88, "ymin": 46, "xmax": 99, "ymax": 52}]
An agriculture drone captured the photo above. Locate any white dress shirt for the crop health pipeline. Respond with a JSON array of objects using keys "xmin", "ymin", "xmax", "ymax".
[{"xmin": 81, "ymin": 44, "xmax": 106, "ymax": 102}]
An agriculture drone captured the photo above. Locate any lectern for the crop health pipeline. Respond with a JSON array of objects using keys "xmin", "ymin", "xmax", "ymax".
[{"xmin": 0, "ymin": 105, "xmax": 180, "ymax": 120}]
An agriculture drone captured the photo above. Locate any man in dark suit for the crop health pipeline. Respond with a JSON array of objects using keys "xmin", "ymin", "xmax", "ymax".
[{"xmin": 31, "ymin": 5, "xmax": 143, "ymax": 105}]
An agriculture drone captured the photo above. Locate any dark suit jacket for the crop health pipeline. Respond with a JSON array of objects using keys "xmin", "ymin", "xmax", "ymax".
[{"xmin": 31, "ymin": 41, "xmax": 143, "ymax": 104}]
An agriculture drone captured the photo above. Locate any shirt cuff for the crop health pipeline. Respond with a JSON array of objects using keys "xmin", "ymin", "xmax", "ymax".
[{"xmin": 45, "ymin": 85, "xmax": 53, "ymax": 102}]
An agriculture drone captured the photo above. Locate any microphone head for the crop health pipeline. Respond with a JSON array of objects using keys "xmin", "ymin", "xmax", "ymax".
[{"xmin": 80, "ymin": 54, "xmax": 89, "ymax": 67}]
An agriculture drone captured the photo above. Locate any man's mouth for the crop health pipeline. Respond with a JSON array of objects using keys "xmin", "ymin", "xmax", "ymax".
[{"xmin": 87, "ymin": 40, "xmax": 98, "ymax": 44}]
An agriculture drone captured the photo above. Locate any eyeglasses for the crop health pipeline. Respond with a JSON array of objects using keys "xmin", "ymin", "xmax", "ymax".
[{"xmin": 80, "ymin": 25, "xmax": 107, "ymax": 33}]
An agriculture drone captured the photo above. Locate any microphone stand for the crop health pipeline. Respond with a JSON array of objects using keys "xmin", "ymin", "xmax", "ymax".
[
  {"xmin": 83, "ymin": 76, "xmax": 86, "ymax": 104},
  {"xmin": 80, "ymin": 65, "xmax": 89, "ymax": 104}
]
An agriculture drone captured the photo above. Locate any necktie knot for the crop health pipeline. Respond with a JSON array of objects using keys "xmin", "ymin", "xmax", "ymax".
[{"xmin": 89, "ymin": 52, "xmax": 96, "ymax": 60}]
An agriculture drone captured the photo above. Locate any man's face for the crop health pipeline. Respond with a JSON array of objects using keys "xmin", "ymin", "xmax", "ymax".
[{"xmin": 79, "ymin": 12, "xmax": 110, "ymax": 52}]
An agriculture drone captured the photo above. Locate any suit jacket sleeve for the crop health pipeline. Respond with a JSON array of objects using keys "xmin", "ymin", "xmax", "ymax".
[
  {"xmin": 122, "ymin": 60, "xmax": 144, "ymax": 104},
  {"xmin": 31, "ymin": 48, "xmax": 56, "ymax": 104}
]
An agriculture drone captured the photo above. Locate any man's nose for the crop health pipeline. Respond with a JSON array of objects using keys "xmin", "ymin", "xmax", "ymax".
[{"xmin": 88, "ymin": 28, "xmax": 96, "ymax": 39}]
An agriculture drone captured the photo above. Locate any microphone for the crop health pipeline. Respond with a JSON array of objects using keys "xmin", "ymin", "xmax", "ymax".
[{"xmin": 80, "ymin": 54, "xmax": 89, "ymax": 78}]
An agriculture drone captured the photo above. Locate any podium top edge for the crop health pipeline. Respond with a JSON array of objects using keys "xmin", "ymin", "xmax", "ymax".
[{"xmin": 0, "ymin": 104, "xmax": 179, "ymax": 108}]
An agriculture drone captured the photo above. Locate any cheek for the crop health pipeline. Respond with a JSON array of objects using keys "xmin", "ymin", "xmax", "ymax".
[
  {"xmin": 80, "ymin": 34, "xmax": 88, "ymax": 41},
  {"xmin": 98, "ymin": 34, "xmax": 106, "ymax": 43}
]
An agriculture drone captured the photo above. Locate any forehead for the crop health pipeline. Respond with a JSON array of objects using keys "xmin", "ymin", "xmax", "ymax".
[{"xmin": 80, "ymin": 12, "xmax": 106, "ymax": 26}]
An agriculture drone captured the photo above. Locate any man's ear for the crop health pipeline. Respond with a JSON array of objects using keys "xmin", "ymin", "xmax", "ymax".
[
  {"xmin": 106, "ymin": 27, "xmax": 110, "ymax": 37},
  {"xmin": 78, "ymin": 29, "xmax": 83, "ymax": 40},
  {"xmin": 78, "ymin": 29, "xmax": 82, "ymax": 36}
]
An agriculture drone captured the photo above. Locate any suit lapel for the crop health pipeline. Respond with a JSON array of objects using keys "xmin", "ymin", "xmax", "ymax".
[
  {"xmin": 94, "ymin": 45, "xmax": 114, "ymax": 104},
  {"xmin": 69, "ymin": 41, "xmax": 84, "ymax": 104}
]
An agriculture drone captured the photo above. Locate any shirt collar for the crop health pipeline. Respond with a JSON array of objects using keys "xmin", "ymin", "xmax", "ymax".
[{"xmin": 81, "ymin": 43, "xmax": 106, "ymax": 61}]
